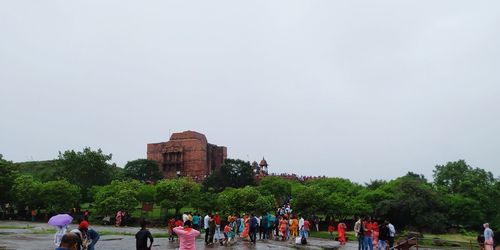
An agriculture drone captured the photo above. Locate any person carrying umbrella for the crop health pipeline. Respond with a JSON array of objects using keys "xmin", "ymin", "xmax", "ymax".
[{"xmin": 48, "ymin": 214, "xmax": 74, "ymax": 247}]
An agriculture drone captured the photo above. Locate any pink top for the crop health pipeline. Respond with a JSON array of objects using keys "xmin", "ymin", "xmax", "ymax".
[{"xmin": 173, "ymin": 227, "xmax": 200, "ymax": 250}]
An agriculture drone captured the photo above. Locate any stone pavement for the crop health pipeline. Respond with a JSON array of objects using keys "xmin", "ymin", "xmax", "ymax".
[{"xmin": 0, "ymin": 220, "xmax": 342, "ymax": 250}]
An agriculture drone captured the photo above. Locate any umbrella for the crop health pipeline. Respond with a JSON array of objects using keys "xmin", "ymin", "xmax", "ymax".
[{"xmin": 48, "ymin": 214, "xmax": 73, "ymax": 227}]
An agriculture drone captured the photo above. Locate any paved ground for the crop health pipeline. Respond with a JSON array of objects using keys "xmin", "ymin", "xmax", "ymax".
[{"xmin": 0, "ymin": 220, "xmax": 342, "ymax": 250}]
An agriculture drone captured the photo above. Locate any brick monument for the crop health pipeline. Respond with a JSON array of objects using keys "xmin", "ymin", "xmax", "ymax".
[{"xmin": 147, "ymin": 130, "xmax": 227, "ymax": 180}]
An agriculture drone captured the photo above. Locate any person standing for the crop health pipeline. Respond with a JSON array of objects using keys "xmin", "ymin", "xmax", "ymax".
[
  {"xmin": 70, "ymin": 220, "xmax": 89, "ymax": 250},
  {"xmin": 298, "ymin": 215, "xmax": 305, "ymax": 239},
  {"xmin": 115, "ymin": 210, "xmax": 122, "ymax": 227},
  {"xmin": 290, "ymin": 215, "xmax": 299, "ymax": 238},
  {"xmin": 379, "ymin": 222, "xmax": 390, "ymax": 250},
  {"xmin": 54, "ymin": 225, "xmax": 68, "ymax": 247},
  {"xmin": 174, "ymin": 221, "xmax": 200, "ymax": 250},
  {"xmin": 354, "ymin": 216, "xmax": 364, "ymax": 250},
  {"xmin": 363, "ymin": 217, "xmax": 374, "ymax": 250},
  {"xmin": 249, "ymin": 214, "xmax": 259, "ymax": 244},
  {"xmin": 192, "ymin": 213, "xmax": 200, "ymax": 231},
  {"xmin": 386, "ymin": 219, "xmax": 395, "ymax": 249},
  {"xmin": 260, "ymin": 213, "xmax": 268, "ymax": 240},
  {"xmin": 203, "ymin": 213, "xmax": 211, "ymax": 244},
  {"xmin": 168, "ymin": 217, "xmax": 176, "ymax": 242},
  {"xmin": 303, "ymin": 218, "xmax": 311, "ymax": 239},
  {"xmin": 338, "ymin": 222, "xmax": 347, "ymax": 245},
  {"xmin": 484, "ymin": 223, "xmax": 494, "ymax": 250},
  {"xmin": 182, "ymin": 212, "xmax": 189, "ymax": 224},
  {"xmin": 214, "ymin": 212, "xmax": 222, "ymax": 245},
  {"xmin": 135, "ymin": 221, "xmax": 153, "ymax": 250}
]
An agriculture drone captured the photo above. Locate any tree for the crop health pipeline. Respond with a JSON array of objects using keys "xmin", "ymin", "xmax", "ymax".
[
  {"xmin": 11, "ymin": 175, "xmax": 43, "ymax": 209},
  {"xmin": 40, "ymin": 180, "xmax": 80, "ymax": 213},
  {"xmin": 93, "ymin": 180, "xmax": 141, "ymax": 216},
  {"xmin": 203, "ymin": 159, "xmax": 256, "ymax": 192},
  {"xmin": 0, "ymin": 155, "xmax": 17, "ymax": 204},
  {"xmin": 375, "ymin": 173, "xmax": 447, "ymax": 233},
  {"xmin": 433, "ymin": 160, "xmax": 496, "ymax": 228},
  {"xmin": 57, "ymin": 147, "xmax": 115, "ymax": 201},
  {"xmin": 124, "ymin": 159, "xmax": 163, "ymax": 183},
  {"xmin": 155, "ymin": 178, "xmax": 200, "ymax": 215},
  {"xmin": 137, "ymin": 184, "xmax": 156, "ymax": 203},
  {"xmin": 292, "ymin": 186, "xmax": 327, "ymax": 217},
  {"xmin": 217, "ymin": 186, "xmax": 275, "ymax": 214},
  {"xmin": 257, "ymin": 176, "xmax": 292, "ymax": 205}
]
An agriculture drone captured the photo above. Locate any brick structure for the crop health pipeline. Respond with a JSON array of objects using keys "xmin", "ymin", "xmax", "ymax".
[{"xmin": 147, "ymin": 131, "xmax": 227, "ymax": 180}]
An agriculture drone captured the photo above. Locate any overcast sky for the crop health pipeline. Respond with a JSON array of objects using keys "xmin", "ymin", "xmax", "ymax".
[{"xmin": 1, "ymin": 1, "xmax": 499, "ymax": 183}]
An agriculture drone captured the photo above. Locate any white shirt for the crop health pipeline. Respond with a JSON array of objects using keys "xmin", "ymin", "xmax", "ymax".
[
  {"xmin": 299, "ymin": 218, "xmax": 304, "ymax": 229},
  {"xmin": 388, "ymin": 223, "xmax": 396, "ymax": 237},
  {"xmin": 182, "ymin": 213, "xmax": 188, "ymax": 223},
  {"xmin": 204, "ymin": 215, "xmax": 210, "ymax": 229}
]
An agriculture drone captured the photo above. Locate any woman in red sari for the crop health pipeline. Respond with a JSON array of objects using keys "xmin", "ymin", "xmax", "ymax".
[
  {"xmin": 115, "ymin": 210, "xmax": 122, "ymax": 227},
  {"xmin": 372, "ymin": 221, "xmax": 380, "ymax": 249},
  {"xmin": 241, "ymin": 214, "xmax": 250, "ymax": 238},
  {"xmin": 337, "ymin": 222, "xmax": 346, "ymax": 245},
  {"xmin": 279, "ymin": 216, "xmax": 288, "ymax": 241}
]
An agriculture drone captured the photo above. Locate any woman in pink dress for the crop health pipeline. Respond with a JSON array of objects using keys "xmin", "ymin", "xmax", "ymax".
[
  {"xmin": 115, "ymin": 210, "xmax": 122, "ymax": 227},
  {"xmin": 173, "ymin": 221, "xmax": 200, "ymax": 250}
]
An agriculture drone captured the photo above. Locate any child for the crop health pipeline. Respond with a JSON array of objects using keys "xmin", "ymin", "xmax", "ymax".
[
  {"xmin": 223, "ymin": 224, "xmax": 230, "ymax": 245},
  {"xmin": 168, "ymin": 217, "xmax": 176, "ymax": 241}
]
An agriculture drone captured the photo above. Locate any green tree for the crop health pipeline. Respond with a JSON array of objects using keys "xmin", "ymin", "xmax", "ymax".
[
  {"xmin": 0, "ymin": 155, "xmax": 17, "ymax": 204},
  {"xmin": 203, "ymin": 159, "xmax": 256, "ymax": 192},
  {"xmin": 11, "ymin": 175, "xmax": 43, "ymax": 209},
  {"xmin": 93, "ymin": 180, "xmax": 141, "ymax": 216},
  {"xmin": 124, "ymin": 159, "xmax": 163, "ymax": 183},
  {"xmin": 41, "ymin": 180, "xmax": 80, "ymax": 213},
  {"xmin": 257, "ymin": 176, "xmax": 292, "ymax": 205},
  {"xmin": 137, "ymin": 184, "xmax": 156, "ymax": 203},
  {"xmin": 155, "ymin": 178, "xmax": 200, "ymax": 215},
  {"xmin": 57, "ymin": 147, "xmax": 116, "ymax": 201},
  {"xmin": 292, "ymin": 186, "xmax": 327, "ymax": 217},
  {"xmin": 433, "ymin": 160, "xmax": 496, "ymax": 228},
  {"xmin": 193, "ymin": 191, "xmax": 218, "ymax": 214},
  {"xmin": 375, "ymin": 173, "xmax": 447, "ymax": 233},
  {"xmin": 217, "ymin": 186, "xmax": 275, "ymax": 214}
]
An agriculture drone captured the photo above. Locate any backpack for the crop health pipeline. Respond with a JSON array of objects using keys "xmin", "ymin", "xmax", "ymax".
[{"xmin": 301, "ymin": 237, "xmax": 307, "ymax": 245}]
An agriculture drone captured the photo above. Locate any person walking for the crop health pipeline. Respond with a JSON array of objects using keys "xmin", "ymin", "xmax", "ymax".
[
  {"xmin": 214, "ymin": 212, "xmax": 222, "ymax": 245},
  {"xmin": 338, "ymin": 222, "xmax": 347, "ymax": 245},
  {"xmin": 386, "ymin": 219, "xmax": 395, "ymax": 249},
  {"xmin": 484, "ymin": 223, "xmax": 494, "ymax": 250},
  {"xmin": 70, "ymin": 220, "xmax": 89, "ymax": 250},
  {"xmin": 174, "ymin": 221, "xmax": 200, "ymax": 250},
  {"xmin": 54, "ymin": 225, "xmax": 68, "ymax": 247},
  {"xmin": 290, "ymin": 215, "xmax": 299, "ymax": 238},
  {"xmin": 192, "ymin": 213, "xmax": 200, "ymax": 231},
  {"xmin": 208, "ymin": 215, "xmax": 216, "ymax": 245},
  {"xmin": 354, "ymin": 216, "xmax": 364, "ymax": 250},
  {"xmin": 363, "ymin": 217, "xmax": 374, "ymax": 250},
  {"xmin": 249, "ymin": 214, "xmax": 259, "ymax": 244},
  {"xmin": 299, "ymin": 215, "xmax": 305, "ymax": 239},
  {"xmin": 168, "ymin": 217, "xmax": 176, "ymax": 242},
  {"xmin": 203, "ymin": 213, "xmax": 211, "ymax": 244},
  {"xmin": 303, "ymin": 218, "xmax": 311, "ymax": 239},
  {"xmin": 260, "ymin": 213, "xmax": 268, "ymax": 240},
  {"xmin": 135, "ymin": 221, "xmax": 153, "ymax": 250},
  {"xmin": 378, "ymin": 222, "xmax": 390, "ymax": 250}
]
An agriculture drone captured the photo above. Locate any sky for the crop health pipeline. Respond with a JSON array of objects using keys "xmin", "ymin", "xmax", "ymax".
[{"xmin": 1, "ymin": 1, "xmax": 499, "ymax": 183}]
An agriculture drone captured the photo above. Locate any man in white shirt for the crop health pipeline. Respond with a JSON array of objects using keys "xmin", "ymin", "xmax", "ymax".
[
  {"xmin": 182, "ymin": 212, "xmax": 189, "ymax": 223},
  {"xmin": 204, "ymin": 214, "xmax": 211, "ymax": 244},
  {"xmin": 298, "ymin": 215, "xmax": 305, "ymax": 238},
  {"xmin": 385, "ymin": 219, "xmax": 396, "ymax": 249}
]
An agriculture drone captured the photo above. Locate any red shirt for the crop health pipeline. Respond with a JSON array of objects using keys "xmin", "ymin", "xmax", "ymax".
[
  {"xmin": 214, "ymin": 215, "xmax": 221, "ymax": 225},
  {"xmin": 363, "ymin": 222, "xmax": 374, "ymax": 236},
  {"xmin": 303, "ymin": 220, "xmax": 310, "ymax": 231}
]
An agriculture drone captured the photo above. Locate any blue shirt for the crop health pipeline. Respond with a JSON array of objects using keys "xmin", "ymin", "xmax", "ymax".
[{"xmin": 484, "ymin": 228, "xmax": 494, "ymax": 240}]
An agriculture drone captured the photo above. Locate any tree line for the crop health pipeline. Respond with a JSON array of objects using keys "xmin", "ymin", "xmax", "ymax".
[{"xmin": 0, "ymin": 148, "xmax": 499, "ymax": 233}]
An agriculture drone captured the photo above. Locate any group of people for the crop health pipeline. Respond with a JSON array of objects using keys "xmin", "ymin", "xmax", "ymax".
[
  {"xmin": 165, "ymin": 209, "xmax": 314, "ymax": 247},
  {"xmin": 354, "ymin": 216, "xmax": 396, "ymax": 250},
  {"xmin": 54, "ymin": 219, "xmax": 100, "ymax": 250}
]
